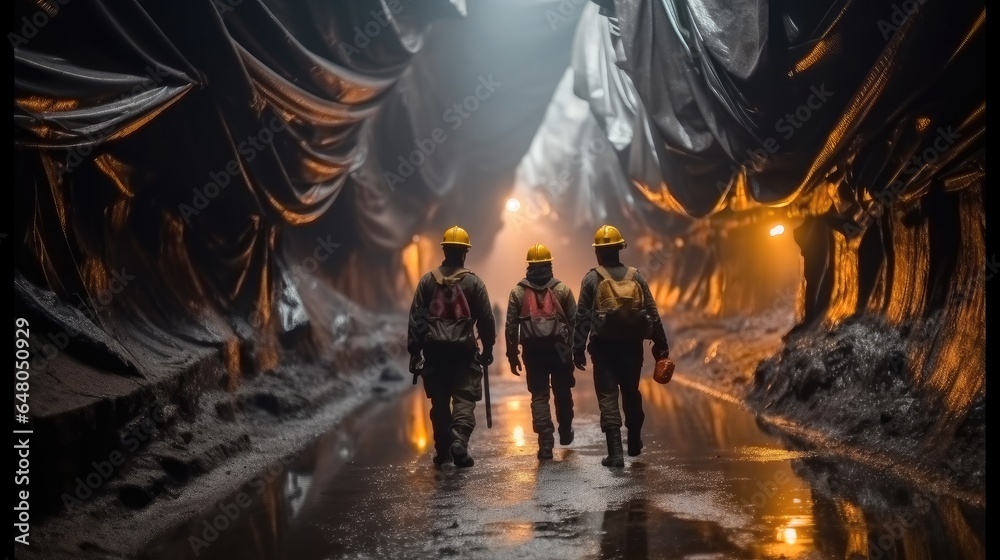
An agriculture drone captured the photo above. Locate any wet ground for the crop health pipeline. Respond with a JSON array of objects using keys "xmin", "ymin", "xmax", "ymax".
[{"xmin": 140, "ymin": 362, "xmax": 986, "ymax": 560}]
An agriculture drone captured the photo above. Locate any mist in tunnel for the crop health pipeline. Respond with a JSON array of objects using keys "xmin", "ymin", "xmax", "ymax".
[{"xmin": 12, "ymin": 0, "xmax": 984, "ymax": 555}]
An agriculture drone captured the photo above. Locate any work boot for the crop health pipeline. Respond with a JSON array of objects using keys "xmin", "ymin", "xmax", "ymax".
[
  {"xmin": 558, "ymin": 425, "xmax": 574, "ymax": 446},
  {"xmin": 432, "ymin": 439, "xmax": 453, "ymax": 470},
  {"xmin": 537, "ymin": 431, "xmax": 555, "ymax": 460},
  {"xmin": 432, "ymin": 452, "xmax": 452, "ymax": 470},
  {"xmin": 627, "ymin": 431, "xmax": 643, "ymax": 457},
  {"xmin": 453, "ymin": 453, "xmax": 475, "ymax": 469},
  {"xmin": 450, "ymin": 430, "xmax": 474, "ymax": 468},
  {"xmin": 601, "ymin": 429, "xmax": 625, "ymax": 468}
]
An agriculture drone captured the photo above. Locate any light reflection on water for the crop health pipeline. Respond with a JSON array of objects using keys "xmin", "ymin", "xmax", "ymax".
[
  {"xmin": 512, "ymin": 425, "xmax": 527, "ymax": 447},
  {"xmin": 141, "ymin": 373, "xmax": 984, "ymax": 560}
]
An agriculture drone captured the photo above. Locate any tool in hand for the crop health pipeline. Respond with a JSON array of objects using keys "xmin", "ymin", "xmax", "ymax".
[{"xmin": 482, "ymin": 355, "xmax": 493, "ymax": 429}]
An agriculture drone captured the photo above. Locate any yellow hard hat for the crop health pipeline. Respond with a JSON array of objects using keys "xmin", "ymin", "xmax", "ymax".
[
  {"xmin": 440, "ymin": 225, "xmax": 472, "ymax": 247},
  {"xmin": 525, "ymin": 243, "xmax": 553, "ymax": 263},
  {"xmin": 592, "ymin": 224, "xmax": 626, "ymax": 247}
]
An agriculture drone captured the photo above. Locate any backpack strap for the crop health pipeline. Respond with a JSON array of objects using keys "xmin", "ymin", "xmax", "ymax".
[
  {"xmin": 594, "ymin": 266, "xmax": 612, "ymax": 281},
  {"xmin": 623, "ymin": 267, "xmax": 637, "ymax": 282},
  {"xmin": 432, "ymin": 267, "xmax": 471, "ymax": 284},
  {"xmin": 548, "ymin": 282, "xmax": 569, "ymax": 320},
  {"xmin": 517, "ymin": 278, "xmax": 559, "ymax": 291}
]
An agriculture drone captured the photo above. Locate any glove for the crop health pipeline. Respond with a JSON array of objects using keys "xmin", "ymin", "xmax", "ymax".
[
  {"xmin": 508, "ymin": 356, "xmax": 522, "ymax": 376},
  {"xmin": 409, "ymin": 353, "xmax": 424, "ymax": 375},
  {"xmin": 480, "ymin": 347, "xmax": 494, "ymax": 366},
  {"xmin": 653, "ymin": 357, "xmax": 675, "ymax": 384},
  {"xmin": 573, "ymin": 352, "xmax": 587, "ymax": 371}
]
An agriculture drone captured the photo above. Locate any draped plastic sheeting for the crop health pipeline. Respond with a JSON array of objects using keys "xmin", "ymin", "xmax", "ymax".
[
  {"xmin": 516, "ymin": 4, "xmax": 693, "ymax": 245},
  {"xmin": 520, "ymin": 0, "xmax": 984, "ymax": 314},
  {"xmin": 12, "ymin": 0, "xmax": 984, "ymax": 381},
  {"xmin": 523, "ymin": 0, "xmax": 984, "ymax": 434},
  {"xmin": 522, "ymin": 0, "xmax": 984, "ymax": 223},
  {"xmin": 13, "ymin": 0, "xmax": 578, "ymax": 377}
]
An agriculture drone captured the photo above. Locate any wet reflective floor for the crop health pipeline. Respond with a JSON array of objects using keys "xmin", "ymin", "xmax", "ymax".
[{"xmin": 142, "ymin": 364, "xmax": 985, "ymax": 560}]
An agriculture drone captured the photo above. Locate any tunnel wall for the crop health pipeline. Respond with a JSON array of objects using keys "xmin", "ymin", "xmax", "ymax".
[
  {"xmin": 796, "ymin": 180, "xmax": 985, "ymax": 427},
  {"xmin": 519, "ymin": 0, "xmax": 986, "ymax": 490},
  {"xmin": 13, "ymin": 0, "xmax": 581, "ymax": 511},
  {"xmin": 13, "ymin": 0, "xmax": 580, "ymax": 383},
  {"xmin": 11, "ymin": 0, "xmax": 985, "ymax": 496}
]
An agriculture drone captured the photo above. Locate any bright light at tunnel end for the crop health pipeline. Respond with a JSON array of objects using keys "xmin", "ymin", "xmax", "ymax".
[
  {"xmin": 505, "ymin": 197, "xmax": 521, "ymax": 213},
  {"xmin": 769, "ymin": 224, "xmax": 785, "ymax": 237}
]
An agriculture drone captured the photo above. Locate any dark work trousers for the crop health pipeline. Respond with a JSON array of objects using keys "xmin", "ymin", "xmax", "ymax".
[
  {"xmin": 589, "ymin": 338, "xmax": 645, "ymax": 434},
  {"xmin": 421, "ymin": 348, "xmax": 482, "ymax": 458},
  {"xmin": 522, "ymin": 347, "xmax": 575, "ymax": 435}
]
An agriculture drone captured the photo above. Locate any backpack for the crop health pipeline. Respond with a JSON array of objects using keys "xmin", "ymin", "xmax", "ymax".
[
  {"xmin": 592, "ymin": 266, "xmax": 651, "ymax": 340},
  {"xmin": 517, "ymin": 279, "xmax": 570, "ymax": 346},
  {"xmin": 424, "ymin": 268, "xmax": 475, "ymax": 347}
]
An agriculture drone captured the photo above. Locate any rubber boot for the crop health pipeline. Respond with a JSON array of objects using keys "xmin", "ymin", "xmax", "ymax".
[
  {"xmin": 627, "ymin": 431, "xmax": 643, "ymax": 457},
  {"xmin": 537, "ymin": 431, "xmax": 555, "ymax": 460},
  {"xmin": 432, "ymin": 449, "xmax": 452, "ymax": 470},
  {"xmin": 558, "ymin": 425, "xmax": 574, "ymax": 446},
  {"xmin": 451, "ymin": 430, "xmax": 475, "ymax": 469},
  {"xmin": 601, "ymin": 429, "xmax": 625, "ymax": 468}
]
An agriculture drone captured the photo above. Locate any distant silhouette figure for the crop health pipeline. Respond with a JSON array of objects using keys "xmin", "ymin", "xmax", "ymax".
[{"xmin": 493, "ymin": 302, "xmax": 502, "ymax": 334}]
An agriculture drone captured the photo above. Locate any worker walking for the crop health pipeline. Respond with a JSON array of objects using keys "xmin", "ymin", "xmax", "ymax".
[
  {"xmin": 408, "ymin": 226, "xmax": 496, "ymax": 470},
  {"xmin": 505, "ymin": 244, "xmax": 578, "ymax": 460},
  {"xmin": 573, "ymin": 225, "xmax": 670, "ymax": 468}
]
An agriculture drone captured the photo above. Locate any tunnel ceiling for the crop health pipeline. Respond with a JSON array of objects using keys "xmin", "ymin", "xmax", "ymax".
[
  {"xmin": 13, "ymin": 0, "xmax": 985, "ymax": 377},
  {"xmin": 521, "ymin": 0, "xmax": 984, "ymax": 235}
]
